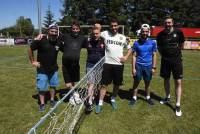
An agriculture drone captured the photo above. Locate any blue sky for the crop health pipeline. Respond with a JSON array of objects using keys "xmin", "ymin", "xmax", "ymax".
[{"xmin": 0, "ymin": 0, "xmax": 62, "ymax": 29}]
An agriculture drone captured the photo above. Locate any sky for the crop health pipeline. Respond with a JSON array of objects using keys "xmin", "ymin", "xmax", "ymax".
[{"xmin": 0, "ymin": 0, "xmax": 63, "ymax": 29}]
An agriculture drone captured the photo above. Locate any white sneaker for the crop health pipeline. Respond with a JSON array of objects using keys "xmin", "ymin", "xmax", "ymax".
[{"xmin": 175, "ymin": 106, "xmax": 182, "ymax": 117}]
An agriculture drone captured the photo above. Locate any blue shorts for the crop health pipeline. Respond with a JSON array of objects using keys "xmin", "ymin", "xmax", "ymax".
[
  {"xmin": 134, "ymin": 64, "xmax": 152, "ymax": 81},
  {"xmin": 86, "ymin": 62, "xmax": 96, "ymax": 84},
  {"xmin": 36, "ymin": 71, "xmax": 59, "ymax": 91}
]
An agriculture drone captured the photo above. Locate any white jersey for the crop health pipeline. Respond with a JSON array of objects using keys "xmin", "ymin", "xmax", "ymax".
[{"xmin": 101, "ymin": 30, "xmax": 131, "ymax": 65}]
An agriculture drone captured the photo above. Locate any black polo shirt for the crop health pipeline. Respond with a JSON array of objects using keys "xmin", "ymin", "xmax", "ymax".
[
  {"xmin": 30, "ymin": 37, "xmax": 59, "ymax": 73},
  {"xmin": 156, "ymin": 28, "xmax": 185, "ymax": 60},
  {"xmin": 86, "ymin": 37, "xmax": 105, "ymax": 64}
]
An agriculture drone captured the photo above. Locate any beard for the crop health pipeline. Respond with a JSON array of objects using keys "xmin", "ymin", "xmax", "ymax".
[
  {"xmin": 71, "ymin": 32, "xmax": 79, "ymax": 37},
  {"xmin": 48, "ymin": 35, "xmax": 57, "ymax": 41}
]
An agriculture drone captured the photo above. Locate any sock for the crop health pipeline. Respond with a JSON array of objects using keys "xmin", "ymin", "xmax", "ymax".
[
  {"xmin": 99, "ymin": 100, "xmax": 103, "ymax": 106},
  {"xmin": 176, "ymin": 103, "xmax": 180, "ymax": 107},
  {"xmin": 167, "ymin": 94, "xmax": 171, "ymax": 99},
  {"xmin": 133, "ymin": 96, "xmax": 137, "ymax": 100},
  {"xmin": 89, "ymin": 99, "xmax": 93, "ymax": 105},
  {"xmin": 146, "ymin": 96, "xmax": 150, "ymax": 100},
  {"xmin": 111, "ymin": 96, "xmax": 115, "ymax": 102}
]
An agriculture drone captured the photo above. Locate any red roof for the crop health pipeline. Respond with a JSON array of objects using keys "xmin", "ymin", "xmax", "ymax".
[{"xmin": 151, "ymin": 26, "xmax": 200, "ymax": 38}]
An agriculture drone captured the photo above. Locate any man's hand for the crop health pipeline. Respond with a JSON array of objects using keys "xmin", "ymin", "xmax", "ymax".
[
  {"xmin": 32, "ymin": 61, "xmax": 41, "ymax": 68},
  {"xmin": 132, "ymin": 68, "xmax": 136, "ymax": 77},
  {"xmin": 34, "ymin": 34, "xmax": 45, "ymax": 40},
  {"xmin": 152, "ymin": 68, "xmax": 156, "ymax": 75},
  {"xmin": 119, "ymin": 56, "xmax": 127, "ymax": 63},
  {"xmin": 126, "ymin": 37, "xmax": 131, "ymax": 43}
]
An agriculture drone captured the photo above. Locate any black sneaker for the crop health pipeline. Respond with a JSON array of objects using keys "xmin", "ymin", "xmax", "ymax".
[
  {"xmin": 129, "ymin": 98, "xmax": 136, "ymax": 106},
  {"xmin": 147, "ymin": 98, "xmax": 154, "ymax": 105},
  {"xmin": 175, "ymin": 106, "xmax": 182, "ymax": 117},
  {"xmin": 84, "ymin": 100, "xmax": 93, "ymax": 113},
  {"xmin": 160, "ymin": 98, "xmax": 170, "ymax": 104},
  {"xmin": 50, "ymin": 100, "xmax": 57, "ymax": 107},
  {"xmin": 39, "ymin": 104, "xmax": 45, "ymax": 112}
]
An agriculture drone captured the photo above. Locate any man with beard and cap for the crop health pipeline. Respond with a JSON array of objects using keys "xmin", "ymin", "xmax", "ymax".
[
  {"xmin": 129, "ymin": 25, "xmax": 157, "ymax": 107},
  {"xmin": 156, "ymin": 16, "xmax": 185, "ymax": 117},
  {"xmin": 59, "ymin": 21, "xmax": 88, "ymax": 90},
  {"xmin": 28, "ymin": 24, "xmax": 60, "ymax": 112}
]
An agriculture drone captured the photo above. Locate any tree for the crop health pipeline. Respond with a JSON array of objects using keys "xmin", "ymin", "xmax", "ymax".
[
  {"xmin": 16, "ymin": 16, "xmax": 34, "ymax": 37},
  {"xmin": 59, "ymin": 0, "xmax": 200, "ymax": 35},
  {"xmin": 43, "ymin": 5, "xmax": 55, "ymax": 33}
]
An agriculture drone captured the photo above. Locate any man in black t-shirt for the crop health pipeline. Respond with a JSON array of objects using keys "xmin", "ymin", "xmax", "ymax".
[
  {"xmin": 59, "ymin": 21, "xmax": 88, "ymax": 89},
  {"xmin": 156, "ymin": 16, "xmax": 185, "ymax": 117},
  {"xmin": 28, "ymin": 24, "xmax": 59, "ymax": 112}
]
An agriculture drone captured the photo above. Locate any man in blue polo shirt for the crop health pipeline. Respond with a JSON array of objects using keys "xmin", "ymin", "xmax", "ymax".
[{"xmin": 129, "ymin": 25, "xmax": 157, "ymax": 106}]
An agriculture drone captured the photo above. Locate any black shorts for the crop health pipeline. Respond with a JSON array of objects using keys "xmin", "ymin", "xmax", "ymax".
[
  {"xmin": 62, "ymin": 60, "xmax": 80, "ymax": 83},
  {"xmin": 101, "ymin": 63, "xmax": 124, "ymax": 86},
  {"xmin": 160, "ymin": 58, "xmax": 183, "ymax": 79}
]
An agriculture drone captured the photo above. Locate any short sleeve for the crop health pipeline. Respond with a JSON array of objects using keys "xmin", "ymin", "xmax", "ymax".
[
  {"xmin": 82, "ymin": 37, "xmax": 89, "ymax": 48},
  {"xmin": 152, "ymin": 40, "xmax": 157, "ymax": 52},
  {"xmin": 30, "ymin": 40, "xmax": 40, "ymax": 51}
]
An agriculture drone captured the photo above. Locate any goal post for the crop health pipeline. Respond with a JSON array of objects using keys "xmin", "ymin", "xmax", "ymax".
[{"xmin": 58, "ymin": 25, "xmax": 125, "ymax": 36}]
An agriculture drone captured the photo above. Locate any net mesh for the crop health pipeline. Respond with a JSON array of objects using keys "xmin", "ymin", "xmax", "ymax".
[{"xmin": 28, "ymin": 57, "xmax": 105, "ymax": 134}]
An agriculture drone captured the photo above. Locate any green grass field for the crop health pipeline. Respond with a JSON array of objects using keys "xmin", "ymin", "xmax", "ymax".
[{"xmin": 0, "ymin": 45, "xmax": 200, "ymax": 134}]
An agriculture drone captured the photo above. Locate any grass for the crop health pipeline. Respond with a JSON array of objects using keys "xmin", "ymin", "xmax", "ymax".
[{"xmin": 0, "ymin": 45, "xmax": 200, "ymax": 134}]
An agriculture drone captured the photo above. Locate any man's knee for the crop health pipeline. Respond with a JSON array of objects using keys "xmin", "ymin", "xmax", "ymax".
[
  {"xmin": 100, "ymin": 85, "xmax": 107, "ymax": 90},
  {"xmin": 65, "ymin": 83, "xmax": 73, "ymax": 89}
]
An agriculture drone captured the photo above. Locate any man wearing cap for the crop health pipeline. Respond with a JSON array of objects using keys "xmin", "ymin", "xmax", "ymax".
[
  {"xmin": 136, "ymin": 24, "xmax": 151, "ymax": 37},
  {"xmin": 28, "ymin": 24, "xmax": 60, "ymax": 112},
  {"xmin": 129, "ymin": 25, "xmax": 157, "ymax": 106}
]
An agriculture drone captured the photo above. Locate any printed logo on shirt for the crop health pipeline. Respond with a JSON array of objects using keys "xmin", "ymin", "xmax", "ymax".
[
  {"xmin": 106, "ymin": 39, "xmax": 123, "ymax": 46},
  {"xmin": 100, "ymin": 44, "xmax": 104, "ymax": 48},
  {"xmin": 119, "ymin": 36, "xmax": 123, "ymax": 40}
]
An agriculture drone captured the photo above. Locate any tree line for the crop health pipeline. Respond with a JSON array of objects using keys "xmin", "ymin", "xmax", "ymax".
[{"xmin": 1, "ymin": 0, "xmax": 200, "ymax": 38}]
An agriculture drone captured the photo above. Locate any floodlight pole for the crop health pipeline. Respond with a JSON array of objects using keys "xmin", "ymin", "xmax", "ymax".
[{"xmin": 36, "ymin": 0, "xmax": 42, "ymax": 34}]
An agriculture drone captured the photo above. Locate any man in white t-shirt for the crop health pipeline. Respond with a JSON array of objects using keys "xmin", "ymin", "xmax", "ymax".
[{"xmin": 96, "ymin": 18, "xmax": 132, "ymax": 114}]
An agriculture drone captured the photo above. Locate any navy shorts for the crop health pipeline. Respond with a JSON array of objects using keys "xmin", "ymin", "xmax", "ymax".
[{"xmin": 134, "ymin": 64, "xmax": 152, "ymax": 81}]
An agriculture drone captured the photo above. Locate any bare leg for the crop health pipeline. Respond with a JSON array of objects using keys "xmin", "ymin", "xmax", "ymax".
[
  {"xmin": 65, "ymin": 82, "xmax": 74, "ymax": 89},
  {"xmin": 87, "ymin": 84, "xmax": 94, "ymax": 104},
  {"xmin": 132, "ymin": 79, "xmax": 140, "ymax": 97},
  {"xmin": 39, "ymin": 93, "xmax": 45, "ymax": 105},
  {"xmin": 99, "ymin": 85, "xmax": 107, "ymax": 105},
  {"xmin": 174, "ymin": 79, "xmax": 182, "ymax": 106},
  {"xmin": 50, "ymin": 88, "xmax": 56, "ymax": 101},
  {"xmin": 144, "ymin": 80, "xmax": 151, "ymax": 97}
]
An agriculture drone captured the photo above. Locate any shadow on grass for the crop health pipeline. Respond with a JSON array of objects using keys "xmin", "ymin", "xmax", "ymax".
[
  {"xmin": 32, "ymin": 90, "xmax": 59, "ymax": 105},
  {"xmin": 32, "ymin": 88, "xmax": 71, "ymax": 105},
  {"xmin": 118, "ymin": 88, "xmax": 174, "ymax": 110}
]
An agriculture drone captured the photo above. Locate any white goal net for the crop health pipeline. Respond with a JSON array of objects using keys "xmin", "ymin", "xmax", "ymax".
[{"xmin": 28, "ymin": 57, "xmax": 105, "ymax": 134}]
